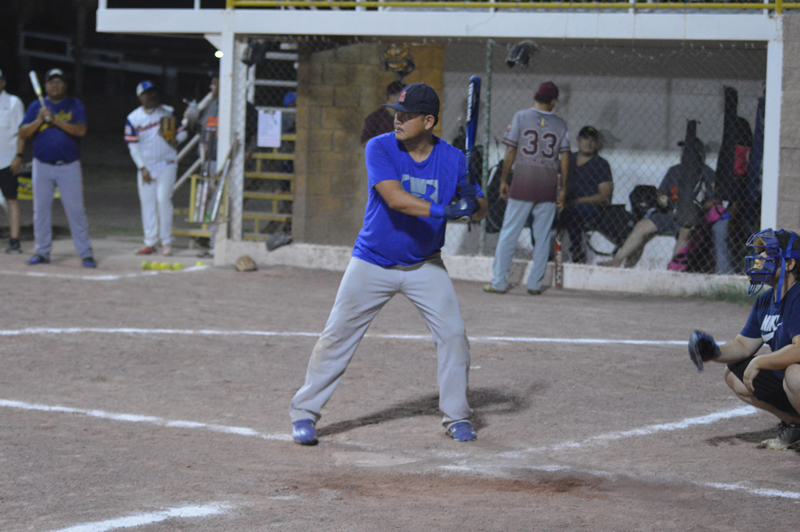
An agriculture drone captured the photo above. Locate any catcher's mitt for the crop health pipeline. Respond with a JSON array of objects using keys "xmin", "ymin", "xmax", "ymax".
[
  {"xmin": 234, "ymin": 255, "xmax": 257, "ymax": 272},
  {"xmin": 688, "ymin": 330, "xmax": 720, "ymax": 372}
]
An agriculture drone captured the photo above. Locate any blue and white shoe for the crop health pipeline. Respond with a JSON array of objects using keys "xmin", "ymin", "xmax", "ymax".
[
  {"xmin": 292, "ymin": 419, "xmax": 318, "ymax": 446},
  {"xmin": 82, "ymin": 257, "xmax": 97, "ymax": 268},
  {"xmin": 27, "ymin": 255, "xmax": 50, "ymax": 265},
  {"xmin": 447, "ymin": 420, "xmax": 477, "ymax": 442}
]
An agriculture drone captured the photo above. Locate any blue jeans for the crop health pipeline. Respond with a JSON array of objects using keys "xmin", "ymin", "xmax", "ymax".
[
  {"xmin": 558, "ymin": 203, "xmax": 599, "ymax": 263},
  {"xmin": 491, "ymin": 198, "xmax": 557, "ymax": 292}
]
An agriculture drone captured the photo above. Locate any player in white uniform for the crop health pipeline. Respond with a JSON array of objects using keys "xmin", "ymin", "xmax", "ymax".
[
  {"xmin": 0, "ymin": 69, "xmax": 26, "ymax": 253},
  {"xmin": 125, "ymin": 81, "xmax": 187, "ymax": 256}
]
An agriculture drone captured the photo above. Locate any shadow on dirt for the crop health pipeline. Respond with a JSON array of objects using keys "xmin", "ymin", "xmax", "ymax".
[
  {"xmin": 706, "ymin": 425, "xmax": 780, "ymax": 447},
  {"xmin": 317, "ymin": 385, "xmax": 539, "ymax": 437}
]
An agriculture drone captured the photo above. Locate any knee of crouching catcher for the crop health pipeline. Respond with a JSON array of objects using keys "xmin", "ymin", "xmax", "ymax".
[{"xmin": 783, "ymin": 365, "xmax": 800, "ymax": 396}]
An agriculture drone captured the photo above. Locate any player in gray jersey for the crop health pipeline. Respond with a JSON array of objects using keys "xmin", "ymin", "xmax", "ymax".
[{"xmin": 485, "ymin": 81, "xmax": 570, "ymax": 295}]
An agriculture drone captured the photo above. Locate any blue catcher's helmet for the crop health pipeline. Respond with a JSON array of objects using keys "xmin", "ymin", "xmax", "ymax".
[{"xmin": 745, "ymin": 228, "xmax": 800, "ymax": 302}]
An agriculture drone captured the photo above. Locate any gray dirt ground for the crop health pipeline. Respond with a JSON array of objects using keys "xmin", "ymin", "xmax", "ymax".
[
  {"xmin": 1, "ymin": 239, "xmax": 800, "ymax": 531},
  {"xmin": 1, "ymin": 148, "xmax": 799, "ymax": 531}
]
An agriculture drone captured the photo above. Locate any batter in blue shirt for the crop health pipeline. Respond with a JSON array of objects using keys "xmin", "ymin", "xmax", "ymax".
[
  {"xmin": 290, "ymin": 83, "xmax": 488, "ymax": 445},
  {"xmin": 688, "ymin": 228, "xmax": 800, "ymax": 450}
]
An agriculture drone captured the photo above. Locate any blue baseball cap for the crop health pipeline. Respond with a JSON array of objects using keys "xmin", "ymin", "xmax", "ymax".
[
  {"xmin": 283, "ymin": 91, "xmax": 297, "ymax": 107},
  {"xmin": 136, "ymin": 80, "xmax": 159, "ymax": 97},
  {"xmin": 384, "ymin": 83, "xmax": 439, "ymax": 118}
]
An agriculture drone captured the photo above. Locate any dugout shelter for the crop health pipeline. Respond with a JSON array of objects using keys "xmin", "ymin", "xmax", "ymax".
[{"xmin": 96, "ymin": 1, "xmax": 799, "ymax": 293}]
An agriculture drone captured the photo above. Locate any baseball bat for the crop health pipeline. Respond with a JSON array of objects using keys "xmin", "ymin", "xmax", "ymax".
[
  {"xmin": 465, "ymin": 75, "xmax": 482, "ymax": 187},
  {"xmin": 29, "ymin": 71, "xmax": 51, "ymax": 123}
]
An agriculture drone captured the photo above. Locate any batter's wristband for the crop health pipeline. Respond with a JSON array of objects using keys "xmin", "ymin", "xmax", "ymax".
[{"xmin": 429, "ymin": 203, "xmax": 445, "ymax": 218}]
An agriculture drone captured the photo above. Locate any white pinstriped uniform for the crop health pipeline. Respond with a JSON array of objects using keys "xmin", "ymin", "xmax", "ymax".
[{"xmin": 125, "ymin": 104, "xmax": 178, "ymax": 247}]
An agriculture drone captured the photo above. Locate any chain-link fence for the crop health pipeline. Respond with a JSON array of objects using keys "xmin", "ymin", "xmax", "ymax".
[{"xmin": 231, "ymin": 36, "xmax": 766, "ymax": 274}]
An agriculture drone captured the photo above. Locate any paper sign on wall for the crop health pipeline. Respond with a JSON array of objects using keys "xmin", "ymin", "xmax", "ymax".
[{"xmin": 257, "ymin": 110, "xmax": 282, "ymax": 148}]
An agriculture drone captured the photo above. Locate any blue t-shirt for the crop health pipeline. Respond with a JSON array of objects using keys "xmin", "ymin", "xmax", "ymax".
[
  {"xmin": 22, "ymin": 97, "xmax": 87, "ymax": 164},
  {"xmin": 353, "ymin": 133, "xmax": 483, "ymax": 268},
  {"xmin": 565, "ymin": 153, "xmax": 613, "ymax": 202},
  {"xmin": 741, "ymin": 282, "xmax": 800, "ymax": 379}
]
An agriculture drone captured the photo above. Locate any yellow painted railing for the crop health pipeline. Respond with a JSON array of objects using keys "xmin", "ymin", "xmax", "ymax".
[{"xmin": 228, "ymin": 0, "xmax": 798, "ymax": 13}]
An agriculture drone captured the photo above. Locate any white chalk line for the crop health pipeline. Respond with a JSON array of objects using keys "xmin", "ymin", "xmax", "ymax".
[
  {"xmin": 0, "ymin": 326, "xmax": 685, "ymax": 345},
  {"xmin": 0, "ymin": 265, "xmax": 208, "ymax": 281},
  {"xmin": 439, "ymin": 463, "xmax": 800, "ymax": 502},
  {"xmin": 5, "ymin": 398, "xmax": 796, "ymax": 503},
  {"xmin": 0, "ymin": 399, "xmax": 292, "ymax": 442},
  {"xmin": 506, "ymin": 405, "xmax": 760, "ymax": 455},
  {"xmin": 50, "ymin": 503, "xmax": 229, "ymax": 532}
]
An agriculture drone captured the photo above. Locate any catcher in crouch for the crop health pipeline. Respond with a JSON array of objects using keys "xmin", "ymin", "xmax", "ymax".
[{"xmin": 689, "ymin": 228, "xmax": 800, "ymax": 450}]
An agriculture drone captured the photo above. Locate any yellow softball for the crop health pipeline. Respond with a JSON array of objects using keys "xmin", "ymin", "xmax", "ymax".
[
  {"xmin": 160, "ymin": 262, "xmax": 171, "ymax": 270},
  {"xmin": 141, "ymin": 261, "xmax": 151, "ymax": 270},
  {"xmin": 195, "ymin": 261, "xmax": 205, "ymax": 267},
  {"xmin": 172, "ymin": 263, "xmax": 184, "ymax": 270}
]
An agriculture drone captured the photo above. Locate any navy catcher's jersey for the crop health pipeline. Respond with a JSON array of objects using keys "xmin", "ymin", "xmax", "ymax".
[
  {"xmin": 741, "ymin": 282, "xmax": 800, "ymax": 378},
  {"xmin": 502, "ymin": 108, "xmax": 570, "ymax": 203}
]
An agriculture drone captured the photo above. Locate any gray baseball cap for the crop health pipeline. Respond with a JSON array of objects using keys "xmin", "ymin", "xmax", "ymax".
[{"xmin": 46, "ymin": 68, "xmax": 65, "ymax": 81}]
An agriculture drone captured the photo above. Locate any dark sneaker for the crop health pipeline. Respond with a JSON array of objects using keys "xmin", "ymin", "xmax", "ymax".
[
  {"xmin": 82, "ymin": 257, "xmax": 97, "ymax": 268},
  {"xmin": 527, "ymin": 289, "xmax": 542, "ymax": 295},
  {"xmin": 447, "ymin": 420, "xmax": 477, "ymax": 442},
  {"xmin": 6, "ymin": 239, "xmax": 22, "ymax": 254},
  {"xmin": 27, "ymin": 255, "xmax": 50, "ymax": 265},
  {"xmin": 760, "ymin": 422, "xmax": 800, "ymax": 450},
  {"xmin": 292, "ymin": 419, "xmax": 318, "ymax": 446}
]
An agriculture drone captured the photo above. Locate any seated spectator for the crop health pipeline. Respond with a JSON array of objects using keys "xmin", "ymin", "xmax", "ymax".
[
  {"xmin": 598, "ymin": 136, "xmax": 715, "ymax": 268},
  {"xmin": 360, "ymin": 81, "xmax": 405, "ymax": 145},
  {"xmin": 558, "ymin": 126, "xmax": 613, "ymax": 263}
]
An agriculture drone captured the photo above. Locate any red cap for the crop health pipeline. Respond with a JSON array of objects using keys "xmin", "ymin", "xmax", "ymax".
[{"xmin": 535, "ymin": 81, "xmax": 559, "ymax": 101}]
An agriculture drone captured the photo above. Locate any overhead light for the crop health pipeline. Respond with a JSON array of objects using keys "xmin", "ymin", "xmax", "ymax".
[{"xmin": 215, "ymin": 51, "xmax": 223, "ymax": 58}]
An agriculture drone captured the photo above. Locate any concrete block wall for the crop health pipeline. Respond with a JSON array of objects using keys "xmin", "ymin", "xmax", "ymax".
[
  {"xmin": 293, "ymin": 42, "xmax": 445, "ymax": 246},
  {"xmin": 780, "ymin": 16, "xmax": 800, "ymax": 233}
]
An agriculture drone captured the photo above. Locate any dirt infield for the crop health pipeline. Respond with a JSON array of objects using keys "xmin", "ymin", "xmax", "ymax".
[{"xmin": 1, "ymin": 241, "xmax": 799, "ymax": 531}]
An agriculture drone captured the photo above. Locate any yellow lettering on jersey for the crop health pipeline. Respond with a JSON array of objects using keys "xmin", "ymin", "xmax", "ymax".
[{"xmin": 540, "ymin": 118, "xmax": 546, "ymax": 127}]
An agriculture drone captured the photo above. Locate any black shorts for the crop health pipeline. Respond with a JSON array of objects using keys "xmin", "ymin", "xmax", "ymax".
[
  {"xmin": 728, "ymin": 356, "xmax": 799, "ymax": 416},
  {"xmin": 0, "ymin": 166, "xmax": 18, "ymax": 200}
]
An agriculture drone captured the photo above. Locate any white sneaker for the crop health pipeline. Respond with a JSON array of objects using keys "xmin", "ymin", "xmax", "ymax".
[
  {"xmin": 161, "ymin": 245, "xmax": 172, "ymax": 256},
  {"xmin": 760, "ymin": 422, "xmax": 800, "ymax": 450}
]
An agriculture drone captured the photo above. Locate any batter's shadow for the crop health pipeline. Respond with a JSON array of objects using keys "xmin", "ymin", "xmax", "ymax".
[{"xmin": 316, "ymin": 385, "xmax": 540, "ymax": 437}]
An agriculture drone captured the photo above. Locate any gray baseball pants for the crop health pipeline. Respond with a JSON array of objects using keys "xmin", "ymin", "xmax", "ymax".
[
  {"xmin": 491, "ymin": 198, "xmax": 556, "ymax": 292},
  {"xmin": 32, "ymin": 159, "xmax": 93, "ymax": 259},
  {"xmin": 290, "ymin": 256, "xmax": 473, "ymax": 426}
]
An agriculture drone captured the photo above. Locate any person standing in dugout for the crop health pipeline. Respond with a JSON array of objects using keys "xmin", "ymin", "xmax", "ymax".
[
  {"xmin": 18, "ymin": 68, "xmax": 95, "ymax": 268},
  {"xmin": 484, "ymin": 81, "xmax": 570, "ymax": 296},
  {"xmin": 290, "ymin": 83, "xmax": 488, "ymax": 445},
  {"xmin": 689, "ymin": 229, "xmax": 800, "ymax": 450},
  {"xmin": 0, "ymin": 69, "xmax": 25, "ymax": 254},
  {"xmin": 126, "ymin": 81, "xmax": 187, "ymax": 257}
]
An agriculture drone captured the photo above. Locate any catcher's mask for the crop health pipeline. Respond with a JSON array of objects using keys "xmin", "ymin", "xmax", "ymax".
[{"xmin": 745, "ymin": 228, "xmax": 800, "ymax": 302}]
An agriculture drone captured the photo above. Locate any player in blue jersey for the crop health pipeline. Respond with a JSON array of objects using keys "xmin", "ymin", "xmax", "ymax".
[
  {"xmin": 688, "ymin": 228, "xmax": 800, "ymax": 450},
  {"xmin": 290, "ymin": 83, "xmax": 488, "ymax": 445},
  {"xmin": 18, "ymin": 68, "xmax": 95, "ymax": 268}
]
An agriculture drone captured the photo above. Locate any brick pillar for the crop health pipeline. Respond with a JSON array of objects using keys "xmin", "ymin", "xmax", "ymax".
[{"xmin": 294, "ymin": 42, "xmax": 446, "ymax": 246}]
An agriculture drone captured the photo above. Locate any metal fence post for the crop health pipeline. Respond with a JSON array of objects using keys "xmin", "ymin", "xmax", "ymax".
[{"xmin": 479, "ymin": 38, "xmax": 493, "ymax": 256}]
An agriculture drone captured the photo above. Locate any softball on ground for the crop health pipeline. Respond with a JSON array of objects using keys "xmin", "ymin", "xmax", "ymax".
[
  {"xmin": 141, "ymin": 261, "xmax": 151, "ymax": 270},
  {"xmin": 160, "ymin": 262, "xmax": 171, "ymax": 270},
  {"xmin": 172, "ymin": 263, "xmax": 184, "ymax": 270},
  {"xmin": 195, "ymin": 261, "xmax": 205, "ymax": 267}
]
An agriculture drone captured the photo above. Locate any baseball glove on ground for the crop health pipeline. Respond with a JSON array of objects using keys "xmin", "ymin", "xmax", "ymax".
[
  {"xmin": 235, "ymin": 255, "xmax": 257, "ymax": 272},
  {"xmin": 688, "ymin": 330, "xmax": 720, "ymax": 372}
]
